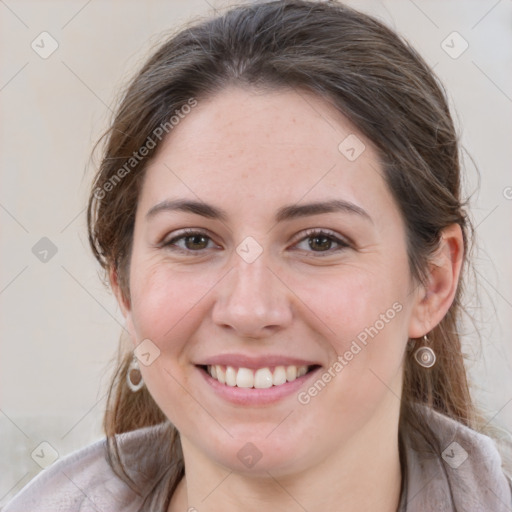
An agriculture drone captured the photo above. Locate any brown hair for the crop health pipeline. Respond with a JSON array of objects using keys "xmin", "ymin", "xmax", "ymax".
[{"xmin": 87, "ymin": 0, "xmax": 490, "ymax": 508}]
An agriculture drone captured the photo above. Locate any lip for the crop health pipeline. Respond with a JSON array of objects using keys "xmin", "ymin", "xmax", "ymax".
[
  {"xmin": 197, "ymin": 364, "xmax": 322, "ymax": 406},
  {"xmin": 197, "ymin": 354, "xmax": 319, "ymax": 369}
]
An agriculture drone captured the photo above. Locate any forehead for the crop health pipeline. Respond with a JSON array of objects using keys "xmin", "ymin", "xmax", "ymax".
[{"xmin": 140, "ymin": 86, "xmax": 394, "ymax": 218}]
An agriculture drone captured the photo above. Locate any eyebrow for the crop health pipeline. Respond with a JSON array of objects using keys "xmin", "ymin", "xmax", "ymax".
[{"xmin": 146, "ymin": 198, "xmax": 372, "ymax": 223}]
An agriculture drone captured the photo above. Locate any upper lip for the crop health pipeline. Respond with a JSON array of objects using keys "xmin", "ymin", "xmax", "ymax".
[{"xmin": 197, "ymin": 354, "xmax": 320, "ymax": 369}]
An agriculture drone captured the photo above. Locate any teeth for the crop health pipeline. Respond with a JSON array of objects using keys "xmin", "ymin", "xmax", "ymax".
[
  {"xmin": 236, "ymin": 368, "xmax": 254, "ymax": 388},
  {"xmin": 286, "ymin": 365, "xmax": 297, "ymax": 381},
  {"xmin": 207, "ymin": 364, "xmax": 310, "ymax": 388},
  {"xmin": 273, "ymin": 365, "xmax": 287, "ymax": 386},
  {"xmin": 297, "ymin": 366, "xmax": 308, "ymax": 378},
  {"xmin": 225, "ymin": 366, "xmax": 237, "ymax": 387},
  {"xmin": 254, "ymin": 368, "xmax": 273, "ymax": 388},
  {"xmin": 216, "ymin": 366, "xmax": 226, "ymax": 384}
]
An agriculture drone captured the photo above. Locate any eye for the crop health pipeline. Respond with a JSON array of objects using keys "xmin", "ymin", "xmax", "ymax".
[
  {"xmin": 161, "ymin": 228, "xmax": 350, "ymax": 256},
  {"xmin": 293, "ymin": 229, "xmax": 350, "ymax": 255},
  {"xmin": 162, "ymin": 229, "xmax": 218, "ymax": 253}
]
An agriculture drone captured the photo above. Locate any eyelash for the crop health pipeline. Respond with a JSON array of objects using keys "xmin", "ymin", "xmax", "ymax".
[{"xmin": 162, "ymin": 228, "xmax": 351, "ymax": 256}]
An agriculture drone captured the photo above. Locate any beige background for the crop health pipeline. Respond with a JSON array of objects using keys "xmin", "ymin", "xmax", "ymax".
[{"xmin": 1, "ymin": 0, "xmax": 511, "ymax": 505}]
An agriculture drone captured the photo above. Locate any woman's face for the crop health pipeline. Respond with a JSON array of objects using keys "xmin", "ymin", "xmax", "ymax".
[{"xmin": 120, "ymin": 86, "xmax": 427, "ymax": 475}]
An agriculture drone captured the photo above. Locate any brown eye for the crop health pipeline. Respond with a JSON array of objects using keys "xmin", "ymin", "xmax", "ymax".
[
  {"xmin": 183, "ymin": 234, "xmax": 209, "ymax": 250},
  {"xmin": 294, "ymin": 229, "xmax": 350, "ymax": 255},
  {"xmin": 308, "ymin": 234, "xmax": 333, "ymax": 252},
  {"xmin": 163, "ymin": 230, "xmax": 216, "ymax": 253}
]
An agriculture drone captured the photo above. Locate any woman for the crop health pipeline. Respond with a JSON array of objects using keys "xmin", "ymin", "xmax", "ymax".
[{"xmin": 5, "ymin": 1, "xmax": 511, "ymax": 511}]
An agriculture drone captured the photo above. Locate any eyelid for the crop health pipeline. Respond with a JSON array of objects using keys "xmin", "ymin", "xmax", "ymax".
[{"xmin": 296, "ymin": 227, "xmax": 350, "ymax": 243}]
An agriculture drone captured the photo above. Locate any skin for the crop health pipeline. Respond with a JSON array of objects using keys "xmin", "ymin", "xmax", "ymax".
[{"xmin": 111, "ymin": 86, "xmax": 463, "ymax": 512}]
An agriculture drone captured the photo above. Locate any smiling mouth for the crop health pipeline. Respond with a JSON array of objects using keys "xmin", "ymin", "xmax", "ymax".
[{"xmin": 200, "ymin": 364, "xmax": 320, "ymax": 389}]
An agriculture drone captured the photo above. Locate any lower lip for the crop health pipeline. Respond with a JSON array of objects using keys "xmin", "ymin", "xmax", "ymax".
[{"xmin": 197, "ymin": 366, "xmax": 322, "ymax": 406}]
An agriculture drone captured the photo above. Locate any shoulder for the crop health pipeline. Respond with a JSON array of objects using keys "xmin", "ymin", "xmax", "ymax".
[
  {"xmin": 2, "ymin": 422, "xmax": 172, "ymax": 512},
  {"xmin": 401, "ymin": 404, "xmax": 512, "ymax": 512}
]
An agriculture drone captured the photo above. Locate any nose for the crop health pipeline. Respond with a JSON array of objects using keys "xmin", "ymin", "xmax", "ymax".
[{"xmin": 211, "ymin": 252, "xmax": 293, "ymax": 338}]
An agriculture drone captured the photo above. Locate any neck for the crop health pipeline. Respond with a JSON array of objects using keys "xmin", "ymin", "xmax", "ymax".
[{"xmin": 169, "ymin": 404, "xmax": 403, "ymax": 512}]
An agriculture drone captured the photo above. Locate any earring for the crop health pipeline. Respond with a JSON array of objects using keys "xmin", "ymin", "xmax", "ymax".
[
  {"xmin": 127, "ymin": 353, "xmax": 144, "ymax": 392},
  {"xmin": 413, "ymin": 335, "xmax": 436, "ymax": 368}
]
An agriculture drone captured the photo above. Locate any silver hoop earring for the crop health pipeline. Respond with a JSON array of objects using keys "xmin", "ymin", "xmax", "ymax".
[
  {"xmin": 127, "ymin": 354, "xmax": 144, "ymax": 392},
  {"xmin": 414, "ymin": 335, "xmax": 436, "ymax": 368}
]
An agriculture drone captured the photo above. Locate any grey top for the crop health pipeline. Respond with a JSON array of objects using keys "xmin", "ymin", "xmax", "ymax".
[{"xmin": 4, "ymin": 406, "xmax": 512, "ymax": 512}]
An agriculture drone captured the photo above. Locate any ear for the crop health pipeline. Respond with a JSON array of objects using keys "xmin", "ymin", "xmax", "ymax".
[
  {"xmin": 109, "ymin": 266, "xmax": 136, "ymax": 339},
  {"xmin": 408, "ymin": 224, "xmax": 464, "ymax": 338}
]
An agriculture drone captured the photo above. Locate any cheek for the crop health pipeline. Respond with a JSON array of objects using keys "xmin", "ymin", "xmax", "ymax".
[
  {"xmin": 127, "ymin": 261, "xmax": 216, "ymax": 420},
  {"xmin": 293, "ymin": 273, "xmax": 409, "ymax": 423},
  {"xmin": 290, "ymin": 263, "xmax": 411, "ymax": 396},
  {"xmin": 128, "ymin": 258, "xmax": 215, "ymax": 347},
  {"xmin": 293, "ymin": 265, "xmax": 409, "ymax": 340}
]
